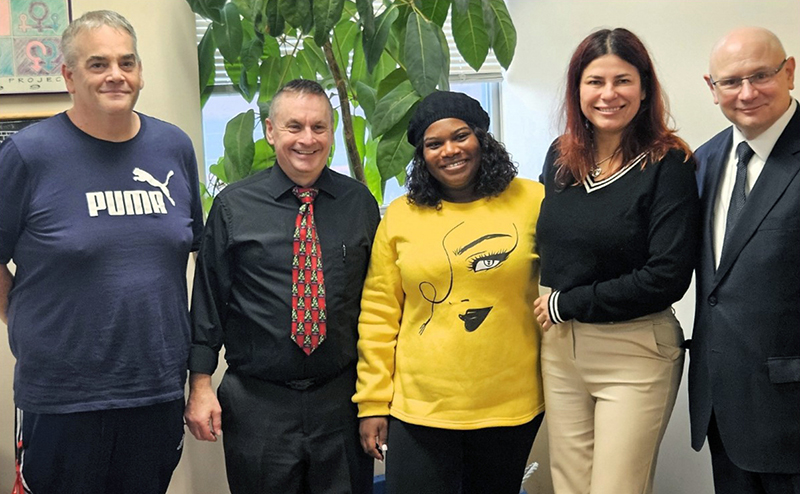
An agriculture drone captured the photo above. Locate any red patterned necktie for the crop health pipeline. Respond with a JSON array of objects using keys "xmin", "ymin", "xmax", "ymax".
[{"xmin": 291, "ymin": 187, "xmax": 326, "ymax": 355}]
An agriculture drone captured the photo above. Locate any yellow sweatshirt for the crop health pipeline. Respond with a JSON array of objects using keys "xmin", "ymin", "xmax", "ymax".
[{"xmin": 354, "ymin": 178, "xmax": 545, "ymax": 429}]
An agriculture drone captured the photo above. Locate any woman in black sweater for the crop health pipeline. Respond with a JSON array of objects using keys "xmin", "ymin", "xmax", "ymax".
[{"xmin": 533, "ymin": 28, "xmax": 700, "ymax": 494}]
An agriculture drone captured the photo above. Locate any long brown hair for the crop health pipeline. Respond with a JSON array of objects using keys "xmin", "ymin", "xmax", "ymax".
[{"xmin": 556, "ymin": 28, "xmax": 690, "ymax": 184}]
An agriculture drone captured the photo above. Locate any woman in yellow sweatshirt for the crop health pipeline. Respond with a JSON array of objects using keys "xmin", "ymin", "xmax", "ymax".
[{"xmin": 353, "ymin": 91, "xmax": 545, "ymax": 494}]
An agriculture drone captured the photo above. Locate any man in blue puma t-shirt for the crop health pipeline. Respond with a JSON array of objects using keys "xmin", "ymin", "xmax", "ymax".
[{"xmin": 0, "ymin": 10, "xmax": 203, "ymax": 494}]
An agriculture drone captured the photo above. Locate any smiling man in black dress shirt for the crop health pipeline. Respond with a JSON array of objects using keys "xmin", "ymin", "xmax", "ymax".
[{"xmin": 185, "ymin": 79, "xmax": 380, "ymax": 494}]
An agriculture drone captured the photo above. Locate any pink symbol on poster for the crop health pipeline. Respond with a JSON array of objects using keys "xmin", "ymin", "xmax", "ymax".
[{"xmin": 15, "ymin": 36, "xmax": 60, "ymax": 74}]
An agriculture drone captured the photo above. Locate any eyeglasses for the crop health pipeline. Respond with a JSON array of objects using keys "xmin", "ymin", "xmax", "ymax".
[{"xmin": 709, "ymin": 59, "xmax": 788, "ymax": 92}]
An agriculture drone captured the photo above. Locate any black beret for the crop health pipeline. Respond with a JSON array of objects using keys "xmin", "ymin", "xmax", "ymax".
[{"xmin": 407, "ymin": 91, "xmax": 490, "ymax": 147}]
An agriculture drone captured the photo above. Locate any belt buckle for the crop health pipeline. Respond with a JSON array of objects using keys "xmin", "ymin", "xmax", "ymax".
[{"xmin": 285, "ymin": 378, "xmax": 316, "ymax": 390}]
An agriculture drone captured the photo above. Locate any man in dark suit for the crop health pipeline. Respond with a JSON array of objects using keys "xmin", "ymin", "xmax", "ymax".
[{"xmin": 690, "ymin": 26, "xmax": 800, "ymax": 493}]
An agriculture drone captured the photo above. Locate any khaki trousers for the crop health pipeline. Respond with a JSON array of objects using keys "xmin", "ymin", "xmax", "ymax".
[{"xmin": 541, "ymin": 309, "xmax": 684, "ymax": 494}]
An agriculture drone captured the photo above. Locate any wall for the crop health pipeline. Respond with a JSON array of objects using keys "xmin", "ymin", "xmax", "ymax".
[{"xmin": 505, "ymin": 1, "xmax": 800, "ymax": 493}]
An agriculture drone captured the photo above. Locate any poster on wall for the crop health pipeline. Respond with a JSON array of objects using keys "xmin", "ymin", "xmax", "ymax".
[{"xmin": 0, "ymin": 0, "xmax": 72, "ymax": 94}]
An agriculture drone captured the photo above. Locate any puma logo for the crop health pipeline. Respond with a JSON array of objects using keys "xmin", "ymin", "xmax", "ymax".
[{"xmin": 132, "ymin": 168, "xmax": 175, "ymax": 206}]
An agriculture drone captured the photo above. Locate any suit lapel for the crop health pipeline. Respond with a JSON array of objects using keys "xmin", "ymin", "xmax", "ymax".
[
  {"xmin": 714, "ymin": 107, "xmax": 800, "ymax": 288},
  {"xmin": 700, "ymin": 130, "xmax": 731, "ymax": 276}
]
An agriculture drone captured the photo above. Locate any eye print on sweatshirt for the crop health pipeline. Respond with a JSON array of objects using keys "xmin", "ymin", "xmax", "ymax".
[{"xmin": 418, "ymin": 222, "xmax": 519, "ymax": 334}]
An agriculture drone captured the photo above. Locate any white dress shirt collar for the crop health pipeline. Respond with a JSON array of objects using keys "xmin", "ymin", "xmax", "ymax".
[{"xmin": 731, "ymin": 98, "xmax": 797, "ymax": 162}]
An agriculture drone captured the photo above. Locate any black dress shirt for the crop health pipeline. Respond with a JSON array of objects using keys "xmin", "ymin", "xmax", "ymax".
[{"xmin": 189, "ymin": 164, "xmax": 380, "ymax": 382}]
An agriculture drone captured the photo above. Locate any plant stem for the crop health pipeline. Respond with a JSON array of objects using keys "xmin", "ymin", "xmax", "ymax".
[{"xmin": 322, "ymin": 40, "xmax": 366, "ymax": 184}]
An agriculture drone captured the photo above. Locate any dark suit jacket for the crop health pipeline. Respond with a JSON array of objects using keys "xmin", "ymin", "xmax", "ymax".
[{"xmin": 689, "ymin": 104, "xmax": 800, "ymax": 473}]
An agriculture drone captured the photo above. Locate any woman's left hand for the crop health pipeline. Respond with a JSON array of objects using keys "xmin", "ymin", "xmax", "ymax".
[
  {"xmin": 359, "ymin": 416, "xmax": 389, "ymax": 461},
  {"xmin": 534, "ymin": 294, "xmax": 554, "ymax": 331}
]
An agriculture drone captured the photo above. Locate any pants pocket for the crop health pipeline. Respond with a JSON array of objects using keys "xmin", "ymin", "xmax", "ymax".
[{"xmin": 650, "ymin": 315, "xmax": 684, "ymax": 361}]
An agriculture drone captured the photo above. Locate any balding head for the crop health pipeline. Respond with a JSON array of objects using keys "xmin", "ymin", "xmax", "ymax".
[
  {"xmin": 709, "ymin": 27, "xmax": 785, "ymax": 75},
  {"xmin": 705, "ymin": 27, "xmax": 795, "ymax": 139}
]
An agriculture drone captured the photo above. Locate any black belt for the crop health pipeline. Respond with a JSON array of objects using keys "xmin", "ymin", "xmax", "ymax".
[
  {"xmin": 282, "ymin": 377, "xmax": 322, "ymax": 391},
  {"xmin": 271, "ymin": 366, "xmax": 354, "ymax": 391}
]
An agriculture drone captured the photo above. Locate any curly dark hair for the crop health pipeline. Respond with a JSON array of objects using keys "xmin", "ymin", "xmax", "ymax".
[{"xmin": 406, "ymin": 126, "xmax": 518, "ymax": 208}]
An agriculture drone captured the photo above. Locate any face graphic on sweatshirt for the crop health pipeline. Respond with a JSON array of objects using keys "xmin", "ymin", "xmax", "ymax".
[{"xmin": 418, "ymin": 221, "xmax": 518, "ymax": 334}]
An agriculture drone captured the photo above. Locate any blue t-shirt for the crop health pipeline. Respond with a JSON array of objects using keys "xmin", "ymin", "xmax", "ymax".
[{"xmin": 0, "ymin": 112, "xmax": 204, "ymax": 414}]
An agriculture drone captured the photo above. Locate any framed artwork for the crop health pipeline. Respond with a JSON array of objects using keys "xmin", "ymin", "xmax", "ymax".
[{"xmin": 0, "ymin": 0, "xmax": 72, "ymax": 94}]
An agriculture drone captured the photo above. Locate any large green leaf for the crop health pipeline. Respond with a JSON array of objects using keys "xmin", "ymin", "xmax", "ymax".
[
  {"xmin": 212, "ymin": 3, "xmax": 244, "ymax": 62},
  {"xmin": 388, "ymin": 8, "xmax": 407, "ymax": 59},
  {"xmin": 313, "ymin": 0, "xmax": 345, "ymax": 47},
  {"xmin": 295, "ymin": 49, "xmax": 318, "ymax": 80},
  {"xmin": 404, "ymin": 12, "xmax": 444, "ymax": 96},
  {"xmin": 199, "ymin": 181, "xmax": 215, "ymax": 217},
  {"xmin": 301, "ymin": 38, "xmax": 333, "ymax": 81},
  {"xmin": 353, "ymin": 114, "xmax": 368, "ymax": 162},
  {"xmin": 187, "ymin": 0, "xmax": 227, "ymax": 23},
  {"xmin": 341, "ymin": 0, "xmax": 358, "ymax": 20},
  {"xmin": 241, "ymin": 23, "xmax": 264, "ymax": 71},
  {"xmin": 209, "ymin": 156, "xmax": 228, "ymax": 183},
  {"xmin": 240, "ymin": 65, "xmax": 259, "ymax": 101},
  {"xmin": 376, "ymin": 67, "xmax": 408, "ymax": 99},
  {"xmin": 417, "ymin": 0, "xmax": 450, "ymax": 26},
  {"xmin": 252, "ymin": 138, "xmax": 276, "ymax": 172},
  {"xmin": 332, "ymin": 20, "xmax": 359, "ymax": 74},
  {"xmin": 258, "ymin": 57, "xmax": 283, "ymax": 104},
  {"xmin": 227, "ymin": 58, "xmax": 259, "ymax": 102},
  {"xmin": 262, "ymin": 35, "xmax": 281, "ymax": 58},
  {"xmin": 371, "ymin": 51, "xmax": 398, "ymax": 85},
  {"xmin": 200, "ymin": 85, "xmax": 215, "ymax": 108},
  {"xmin": 365, "ymin": 6, "xmax": 398, "ymax": 73},
  {"xmin": 355, "ymin": 0, "xmax": 375, "ymax": 40},
  {"xmin": 223, "ymin": 59, "xmax": 241, "ymax": 86},
  {"xmin": 232, "ymin": 0, "xmax": 264, "ymax": 22},
  {"xmin": 351, "ymin": 32, "xmax": 370, "ymax": 85},
  {"xmin": 281, "ymin": 54, "xmax": 302, "ymax": 83},
  {"xmin": 354, "ymin": 81, "xmax": 377, "ymax": 121},
  {"xmin": 363, "ymin": 137, "xmax": 382, "ymax": 204},
  {"xmin": 480, "ymin": 0, "xmax": 495, "ymax": 40},
  {"xmin": 264, "ymin": 0, "xmax": 285, "ymax": 36},
  {"xmin": 377, "ymin": 119, "xmax": 415, "ymax": 181},
  {"xmin": 486, "ymin": 0, "xmax": 516, "ymax": 69},
  {"xmin": 278, "ymin": 0, "xmax": 311, "ymax": 29},
  {"xmin": 434, "ymin": 23, "xmax": 451, "ymax": 91},
  {"xmin": 197, "ymin": 27, "xmax": 216, "ymax": 95},
  {"xmin": 259, "ymin": 55, "xmax": 300, "ymax": 103},
  {"xmin": 224, "ymin": 60, "xmax": 257, "ymax": 102},
  {"xmin": 393, "ymin": 2, "xmax": 412, "ymax": 29},
  {"xmin": 452, "ymin": 0, "xmax": 469, "ymax": 14},
  {"xmin": 223, "ymin": 110, "xmax": 256, "ymax": 183},
  {"xmin": 451, "ymin": 0, "xmax": 489, "ymax": 71},
  {"xmin": 371, "ymin": 80, "xmax": 419, "ymax": 137}
]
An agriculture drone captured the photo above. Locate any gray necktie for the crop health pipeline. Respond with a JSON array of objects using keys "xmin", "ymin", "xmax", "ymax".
[{"xmin": 724, "ymin": 141, "xmax": 755, "ymax": 247}]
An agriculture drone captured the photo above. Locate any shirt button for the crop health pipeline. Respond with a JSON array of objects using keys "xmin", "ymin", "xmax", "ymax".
[{"xmin": 708, "ymin": 295, "xmax": 717, "ymax": 306}]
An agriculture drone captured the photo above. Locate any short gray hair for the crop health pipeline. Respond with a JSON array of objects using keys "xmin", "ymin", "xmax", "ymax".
[
  {"xmin": 60, "ymin": 10, "xmax": 139, "ymax": 69},
  {"xmin": 269, "ymin": 79, "xmax": 335, "ymax": 126}
]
